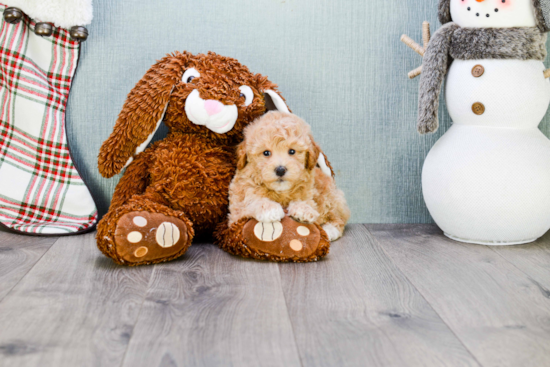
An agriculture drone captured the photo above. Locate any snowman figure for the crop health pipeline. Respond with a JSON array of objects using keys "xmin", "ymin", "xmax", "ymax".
[{"xmin": 402, "ymin": 0, "xmax": 550, "ymax": 245}]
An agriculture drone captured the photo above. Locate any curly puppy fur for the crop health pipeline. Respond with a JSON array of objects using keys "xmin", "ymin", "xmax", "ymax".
[
  {"xmin": 96, "ymin": 52, "xmax": 290, "ymax": 266},
  {"xmin": 228, "ymin": 112, "xmax": 350, "ymax": 241}
]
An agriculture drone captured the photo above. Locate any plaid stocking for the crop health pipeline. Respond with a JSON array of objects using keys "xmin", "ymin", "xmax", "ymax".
[{"xmin": 0, "ymin": 4, "xmax": 97, "ymax": 235}]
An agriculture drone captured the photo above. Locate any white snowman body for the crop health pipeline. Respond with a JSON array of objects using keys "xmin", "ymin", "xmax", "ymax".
[{"xmin": 422, "ymin": 0, "xmax": 550, "ymax": 244}]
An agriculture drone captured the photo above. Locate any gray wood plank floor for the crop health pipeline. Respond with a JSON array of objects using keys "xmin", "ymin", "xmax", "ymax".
[
  {"xmin": 367, "ymin": 224, "xmax": 550, "ymax": 367},
  {"xmin": 0, "ymin": 224, "xmax": 549, "ymax": 367}
]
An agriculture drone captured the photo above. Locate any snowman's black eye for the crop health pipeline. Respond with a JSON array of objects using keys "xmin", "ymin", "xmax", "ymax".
[
  {"xmin": 468, "ymin": 7, "xmax": 471, "ymax": 10},
  {"xmin": 495, "ymin": 8, "xmax": 499, "ymax": 12},
  {"xmin": 486, "ymin": 14, "xmax": 490, "ymax": 17},
  {"xmin": 263, "ymin": 151, "xmax": 271, "ymax": 157}
]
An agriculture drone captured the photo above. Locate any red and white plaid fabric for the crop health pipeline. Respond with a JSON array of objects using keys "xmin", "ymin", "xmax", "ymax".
[{"xmin": 0, "ymin": 4, "xmax": 97, "ymax": 234}]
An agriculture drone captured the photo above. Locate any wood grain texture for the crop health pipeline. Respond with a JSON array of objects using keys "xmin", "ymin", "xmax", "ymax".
[
  {"xmin": 121, "ymin": 243, "xmax": 301, "ymax": 367},
  {"xmin": 279, "ymin": 224, "xmax": 479, "ymax": 367},
  {"xmin": 0, "ymin": 229, "xmax": 58, "ymax": 302},
  {"xmin": 2, "ymin": 225, "xmax": 548, "ymax": 366},
  {"xmin": 490, "ymin": 231, "xmax": 550, "ymax": 287},
  {"xmin": 367, "ymin": 224, "xmax": 550, "ymax": 367},
  {"xmin": 0, "ymin": 233, "xmax": 153, "ymax": 367}
]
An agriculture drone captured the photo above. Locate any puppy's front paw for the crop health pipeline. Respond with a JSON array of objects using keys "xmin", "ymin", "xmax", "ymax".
[
  {"xmin": 256, "ymin": 202, "xmax": 285, "ymax": 223},
  {"xmin": 322, "ymin": 223, "xmax": 343, "ymax": 241},
  {"xmin": 288, "ymin": 201, "xmax": 319, "ymax": 224}
]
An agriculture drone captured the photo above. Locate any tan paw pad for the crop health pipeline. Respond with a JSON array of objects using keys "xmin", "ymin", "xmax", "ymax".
[
  {"xmin": 133, "ymin": 216, "xmax": 148, "ymax": 227},
  {"xmin": 289, "ymin": 239, "xmax": 303, "ymax": 251},
  {"xmin": 127, "ymin": 231, "xmax": 143, "ymax": 243},
  {"xmin": 156, "ymin": 222, "xmax": 181, "ymax": 248},
  {"xmin": 253, "ymin": 221, "xmax": 283, "ymax": 242},
  {"xmin": 134, "ymin": 246, "xmax": 148, "ymax": 258},
  {"xmin": 296, "ymin": 226, "xmax": 310, "ymax": 236}
]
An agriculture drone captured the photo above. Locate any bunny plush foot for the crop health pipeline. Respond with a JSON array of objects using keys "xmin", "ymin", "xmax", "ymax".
[
  {"xmin": 112, "ymin": 211, "xmax": 193, "ymax": 265},
  {"xmin": 97, "ymin": 196, "xmax": 195, "ymax": 266},
  {"xmin": 215, "ymin": 216, "xmax": 331, "ymax": 262}
]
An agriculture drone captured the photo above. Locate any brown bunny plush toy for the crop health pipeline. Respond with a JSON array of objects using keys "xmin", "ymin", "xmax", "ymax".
[{"xmin": 97, "ymin": 51, "xmax": 331, "ymax": 266}]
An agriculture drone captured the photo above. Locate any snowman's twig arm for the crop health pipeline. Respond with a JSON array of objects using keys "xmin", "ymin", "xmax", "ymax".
[
  {"xmin": 401, "ymin": 22, "xmax": 431, "ymax": 79},
  {"xmin": 409, "ymin": 66, "xmax": 423, "ymax": 79},
  {"xmin": 401, "ymin": 35, "xmax": 425, "ymax": 57},
  {"xmin": 544, "ymin": 69, "xmax": 550, "ymax": 79},
  {"xmin": 422, "ymin": 21, "xmax": 431, "ymax": 49}
]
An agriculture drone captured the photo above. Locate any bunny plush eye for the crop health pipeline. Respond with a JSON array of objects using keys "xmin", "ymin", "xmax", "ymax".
[
  {"xmin": 182, "ymin": 68, "xmax": 200, "ymax": 83},
  {"xmin": 239, "ymin": 86, "xmax": 254, "ymax": 107}
]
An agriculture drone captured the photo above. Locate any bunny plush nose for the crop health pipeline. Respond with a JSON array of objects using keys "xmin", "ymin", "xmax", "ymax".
[{"xmin": 204, "ymin": 100, "xmax": 224, "ymax": 116}]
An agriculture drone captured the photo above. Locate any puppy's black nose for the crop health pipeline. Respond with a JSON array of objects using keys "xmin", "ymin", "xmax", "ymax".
[{"xmin": 275, "ymin": 166, "xmax": 287, "ymax": 177}]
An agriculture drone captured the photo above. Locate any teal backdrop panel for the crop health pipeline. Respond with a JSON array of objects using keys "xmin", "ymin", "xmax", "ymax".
[{"xmin": 66, "ymin": 0, "xmax": 550, "ymax": 223}]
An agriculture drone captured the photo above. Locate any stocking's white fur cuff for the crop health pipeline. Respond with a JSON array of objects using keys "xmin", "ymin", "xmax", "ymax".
[{"xmin": 5, "ymin": 0, "xmax": 93, "ymax": 28}]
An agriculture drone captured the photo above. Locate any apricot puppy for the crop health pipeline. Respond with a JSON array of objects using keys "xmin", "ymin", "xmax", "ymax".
[{"xmin": 228, "ymin": 112, "xmax": 350, "ymax": 241}]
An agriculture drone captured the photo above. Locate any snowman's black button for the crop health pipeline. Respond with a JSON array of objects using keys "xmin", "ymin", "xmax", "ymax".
[
  {"xmin": 472, "ymin": 102, "xmax": 485, "ymax": 115},
  {"xmin": 472, "ymin": 65, "xmax": 484, "ymax": 77}
]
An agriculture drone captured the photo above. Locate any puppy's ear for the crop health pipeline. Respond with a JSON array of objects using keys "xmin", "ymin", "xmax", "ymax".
[
  {"xmin": 305, "ymin": 139, "xmax": 321, "ymax": 171},
  {"xmin": 236, "ymin": 142, "xmax": 248, "ymax": 170}
]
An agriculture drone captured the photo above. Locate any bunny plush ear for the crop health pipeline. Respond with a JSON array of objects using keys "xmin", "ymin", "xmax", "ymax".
[
  {"xmin": 308, "ymin": 138, "xmax": 334, "ymax": 178},
  {"xmin": 317, "ymin": 151, "xmax": 334, "ymax": 178},
  {"xmin": 263, "ymin": 90, "xmax": 290, "ymax": 113},
  {"xmin": 98, "ymin": 55, "xmax": 183, "ymax": 178}
]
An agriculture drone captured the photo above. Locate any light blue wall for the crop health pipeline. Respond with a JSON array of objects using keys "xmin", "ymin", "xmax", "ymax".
[{"xmin": 66, "ymin": 0, "xmax": 550, "ymax": 223}]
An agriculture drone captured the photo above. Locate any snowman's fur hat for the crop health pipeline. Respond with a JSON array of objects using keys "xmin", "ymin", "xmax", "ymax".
[{"xmin": 438, "ymin": 0, "xmax": 550, "ymax": 32}]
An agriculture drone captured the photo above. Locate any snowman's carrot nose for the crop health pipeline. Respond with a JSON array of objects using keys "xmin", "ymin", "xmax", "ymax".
[{"xmin": 476, "ymin": 0, "xmax": 485, "ymax": 2}]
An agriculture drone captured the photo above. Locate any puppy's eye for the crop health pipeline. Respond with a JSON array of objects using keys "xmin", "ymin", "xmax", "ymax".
[
  {"xmin": 182, "ymin": 68, "xmax": 200, "ymax": 83},
  {"xmin": 263, "ymin": 150, "xmax": 271, "ymax": 157},
  {"xmin": 239, "ymin": 86, "xmax": 254, "ymax": 107},
  {"xmin": 288, "ymin": 149, "xmax": 296, "ymax": 155}
]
